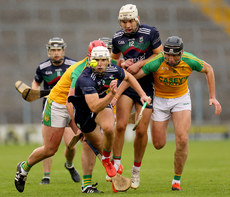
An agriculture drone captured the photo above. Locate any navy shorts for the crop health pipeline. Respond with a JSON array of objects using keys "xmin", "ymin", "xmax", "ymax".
[
  {"xmin": 74, "ymin": 103, "xmax": 112, "ymax": 133},
  {"xmin": 122, "ymin": 86, "xmax": 154, "ymax": 109},
  {"xmin": 68, "ymin": 95, "xmax": 113, "ymax": 133}
]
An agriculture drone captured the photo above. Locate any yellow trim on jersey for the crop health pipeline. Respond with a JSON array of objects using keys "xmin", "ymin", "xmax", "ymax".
[{"xmin": 49, "ymin": 57, "xmax": 88, "ymax": 104}]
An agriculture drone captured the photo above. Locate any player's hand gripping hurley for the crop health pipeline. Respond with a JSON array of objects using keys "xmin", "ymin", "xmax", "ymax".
[
  {"xmin": 132, "ymin": 102, "xmax": 147, "ymax": 131},
  {"xmin": 15, "ymin": 81, "xmax": 50, "ymax": 102}
]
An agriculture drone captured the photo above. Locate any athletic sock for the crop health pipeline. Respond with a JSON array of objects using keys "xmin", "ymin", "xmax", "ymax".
[
  {"xmin": 22, "ymin": 161, "xmax": 31, "ymax": 175},
  {"xmin": 133, "ymin": 161, "xmax": 141, "ymax": 171},
  {"xmin": 113, "ymin": 156, "xmax": 121, "ymax": 171},
  {"xmin": 82, "ymin": 175, "xmax": 92, "ymax": 190},
  {"xmin": 172, "ymin": 174, "xmax": 181, "ymax": 185},
  {"xmin": 102, "ymin": 148, "xmax": 111, "ymax": 160},
  {"xmin": 65, "ymin": 161, "xmax": 73, "ymax": 168},
  {"xmin": 43, "ymin": 172, "xmax": 50, "ymax": 179}
]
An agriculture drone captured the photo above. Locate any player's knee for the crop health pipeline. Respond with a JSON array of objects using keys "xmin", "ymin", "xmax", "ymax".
[
  {"xmin": 116, "ymin": 122, "xmax": 128, "ymax": 133},
  {"xmin": 103, "ymin": 128, "xmax": 114, "ymax": 138},
  {"xmin": 152, "ymin": 139, "xmax": 166, "ymax": 150},
  {"xmin": 44, "ymin": 146, "xmax": 58, "ymax": 157},
  {"xmin": 135, "ymin": 130, "xmax": 147, "ymax": 138},
  {"xmin": 176, "ymin": 135, "xmax": 188, "ymax": 149}
]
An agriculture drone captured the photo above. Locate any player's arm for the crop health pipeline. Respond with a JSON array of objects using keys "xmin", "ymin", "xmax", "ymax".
[
  {"xmin": 66, "ymin": 87, "xmax": 75, "ymax": 121},
  {"xmin": 111, "ymin": 69, "xmax": 148, "ymax": 106},
  {"xmin": 111, "ymin": 52, "xmax": 126, "ymax": 67},
  {"xmin": 85, "ymin": 80, "xmax": 118, "ymax": 114},
  {"xmin": 127, "ymin": 45, "xmax": 163, "ymax": 74},
  {"xmin": 123, "ymin": 70, "xmax": 151, "ymax": 105},
  {"xmin": 31, "ymin": 80, "xmax": 41, "ymax": 90},
  {"xmin": 200, "ymin": 61, "xmax": 222, "ymax": 115}
]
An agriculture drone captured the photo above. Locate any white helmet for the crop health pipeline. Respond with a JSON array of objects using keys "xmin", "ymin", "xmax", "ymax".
[
  {"xmin": 118, "ymin": 4, "xmax": 139, "ymax": 23},
  {"xmin": 90, "ymin": 46, "xmax": 111, "ymax": 63},
  {"xmin": 46, "ymin": 37, "xmax": 66, "ymax": 50}
]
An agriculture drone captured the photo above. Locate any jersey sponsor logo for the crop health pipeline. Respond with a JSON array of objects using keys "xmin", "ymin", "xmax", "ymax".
[
  {"xmin": 159, "ymin": 76, "xmax": 189, "ymax": 86},
  {"xmin": 161, "ymin": 66, "xmax": 169, "ymax": 70},
  {"xmin": 45, "ymin": 71, "xmax": 53, "ymax": 75},
  {"xmin": 132, "ymin": 53, "xmax": 146, "ymax": 63}
]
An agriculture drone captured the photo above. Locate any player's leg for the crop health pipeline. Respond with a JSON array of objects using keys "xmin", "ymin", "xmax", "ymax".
[
  {"xmin": 95, "ymin": 108, "xmax": 117, "ymax": 177},
  {"xmin": 96, "ymin": 108, "xmax": 115, "ymax": 152},
  {"xmin": 15, "ymin": 125, "xmax": 64, "ymax": 192},
  {"xmin": 40, "ymin": 157, "xmax": 52, "ymax": 184},
  {"xmin": 113, "ymin": 95, "xmax": 133, "ymax": 169},
  {"xmin": 171, "ymin": 110, "xmax": 191, "ymax": 191},
  {"xmin": 130, "ymin": 103, "xmax": 152, "ymax": 189},
  {"xmin": 81, "ymin": 139, "xmax": 103, "ymax": 193},
  {"xmin": 150, "ymin": 96, "xmax": 171, "ymax": 149},
  {"xmin": 63, "ymin": 126, "xmax": 81, "ymax": 182},
  {"xmin": 150, "ymin": 120, "xmax": 169, "ymax": 149}
]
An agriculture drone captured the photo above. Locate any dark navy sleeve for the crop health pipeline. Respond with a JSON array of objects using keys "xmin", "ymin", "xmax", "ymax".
[
  {"xmin": 78, "ymin": 76, "xmax": 98, "ymax": 95},
  {"xmin": 113, "ymin": 64, "xmax": 125, "ymax": 81},
  {"xmin": 34, "ymin": 66, "xmax": 43, "ymax": 83},
  {"xmin": 112, "ymin": 32, "xmax": 121, "ymax": 54},
  {"xmin": 150, "ymin": 27, "xmax": 162, "ymax": 50}
]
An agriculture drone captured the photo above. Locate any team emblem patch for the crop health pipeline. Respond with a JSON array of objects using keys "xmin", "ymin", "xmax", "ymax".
[
  {"xmin": 44, "ymin": 115, "xmax": 49, "ymax": 122},
  {"xmin": 139, "ymin": 36, "xmax": 144, "ymax": 43}
]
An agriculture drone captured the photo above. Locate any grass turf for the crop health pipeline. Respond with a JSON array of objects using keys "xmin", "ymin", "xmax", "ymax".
[{"xmin": 0, "ymin": 140, "xmax": 229, "ymax": 196}]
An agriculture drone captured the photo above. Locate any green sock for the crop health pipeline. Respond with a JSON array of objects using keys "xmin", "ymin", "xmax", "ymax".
[
  {"xmin": 22, "ymin": 161, "xmax": 31, "ymax": 173},
  {"xmin": 44, "ymin": 172, "xmax": 50, "ymax": 179},
  {"xmin": 173, "ymin": 174, "xmax": 181, "ymax": 181},
  {"xmin": 82, "ymin": 175, "xmax": 92, "ymax": 189}
]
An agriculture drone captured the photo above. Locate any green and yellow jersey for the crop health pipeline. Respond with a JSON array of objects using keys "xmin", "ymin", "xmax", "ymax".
[
  {"xmin": 49, "ymin": 57, "xmax": 88, "ymax": 104},
  {"xmin": 142, "ymin": 52, "xmax": 204, "ymax": 98}
]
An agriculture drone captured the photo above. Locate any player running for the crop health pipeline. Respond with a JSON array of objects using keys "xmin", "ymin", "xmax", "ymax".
[
  {"xmin": 32, "ymin": 37, "xmax": 80, "ymax": 184},
  {"xmin": 68, "ymin": 46, "xmax": 151, "ymax": 188},
  {"xmin": 134, "ymin": 36, "xmax": 222, "ymax": 191},
  {"xmin": 14, "ymin": 40, "xmax": 107, "ymax": 193},
  {"xmin": 111, "ymin": 3, "xmax": 163, "ymax": 189}
]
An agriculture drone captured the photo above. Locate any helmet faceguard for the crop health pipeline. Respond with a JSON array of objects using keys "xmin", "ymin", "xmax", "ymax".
[
  {"xmin": 98, "ymin": 37, "xmax": 112, "ymax": 50},
  {"xmin": 89, "ymin": 46, "xmax": 111, "ymax": 78},
  {"xmin": 163, "ymin": 36, "xmax": 183, "ymax": 66},
  {"xmin": 46, "ymin": 37, "xmax": 66, "ymax": 64},
  {"xmin": 118, "ymin": 4, "xmax": 139, "ymax": 35}
]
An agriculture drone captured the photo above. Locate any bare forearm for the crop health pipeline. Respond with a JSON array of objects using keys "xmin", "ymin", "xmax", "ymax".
[
  {"xmin": 87, "ymin": 92, "xmax": 114, "ymax": 113},
  {"xmin": 32, "ymin": 80, "xmax": 40, "ymax": 90},
  {"xmin": 205, "ymin": 68, "xmax": 216, "ymax": 99}
]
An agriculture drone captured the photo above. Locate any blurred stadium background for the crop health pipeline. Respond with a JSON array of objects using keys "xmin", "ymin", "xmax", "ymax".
[{"xmin": 0, "ymin": 0, "xmax": 229, "ymax": 143}]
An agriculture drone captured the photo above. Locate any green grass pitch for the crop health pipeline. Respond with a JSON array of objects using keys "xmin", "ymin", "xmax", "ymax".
[{"xmin": 0, "ymin": 140, "xmax": 229, "ymax": 196}]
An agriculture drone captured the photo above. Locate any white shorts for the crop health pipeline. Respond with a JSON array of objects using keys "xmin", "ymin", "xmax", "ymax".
[
  {"xmin": 42, "ymin": 97, "xmax": 71, "ymax": 128},
  {"xmin": 151, "ymin": 92, "xmax": 191, "ymax": 121}
]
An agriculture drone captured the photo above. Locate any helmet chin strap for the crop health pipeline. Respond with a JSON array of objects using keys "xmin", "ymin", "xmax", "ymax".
[
  {"xmin": 51, "ymin": 58, "xmax": 64, "ymax": 65},
  {"xmin": 93, "ymin": 70, "xmax": 106, "ymax": 78},
  {"xmin": 122, "ymin": 22, "xmax": 139, "ymax": 36}
]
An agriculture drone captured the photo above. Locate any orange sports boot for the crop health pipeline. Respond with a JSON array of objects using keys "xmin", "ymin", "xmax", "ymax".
[
  {"xmin": 172, "ymin": 182, "xmax": 183, "ymax": 191},
  {"xmin": 102, "ymin": 158, "xmax": 116, "ymax": 178}
]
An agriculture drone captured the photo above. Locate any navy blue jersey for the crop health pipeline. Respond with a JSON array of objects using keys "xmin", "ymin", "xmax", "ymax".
[
  {"xmin": 74, "ymin": 64, "xmax": 125, "ymax": 112},
  {"xmin": 34, "ymin": 56, "xmax": 77, "ymax": 90},
  {"xmin": 112, "ymin": 24, "xmax": 161, "ymax": 90},
  {"xmin": 68, "ymin": 64, "xmax": 125, "ymax": 133}
]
